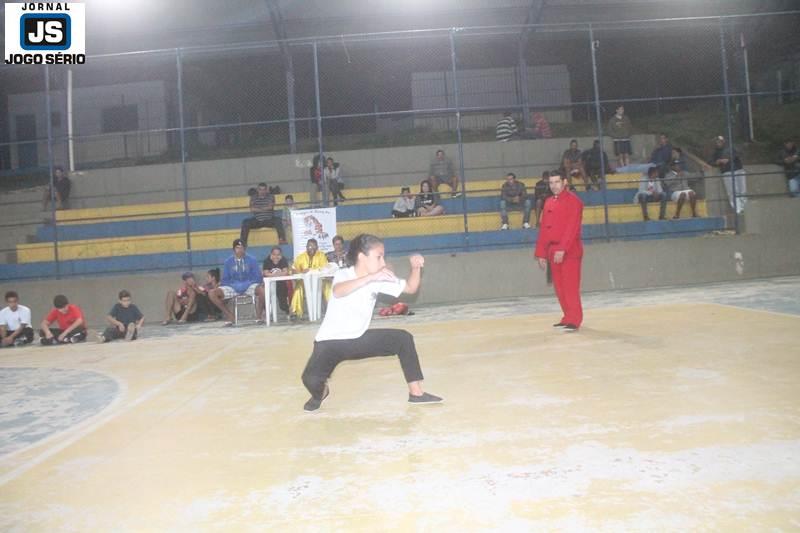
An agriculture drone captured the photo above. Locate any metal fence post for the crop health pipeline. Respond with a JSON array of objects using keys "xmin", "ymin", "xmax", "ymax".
[
  {"xmin": 719, "ymin": 19, "xmax": 739, "ymax": 235},
  {"xmin": 313, "ymin": 41, "xmax": 328, "ymax": 207},
  {"xmin": 44, "ymin": 64, "xmax": 61, "ymax": 278},
  {"xmin": 449, "ymin": 29, "xmax": 470, "ymax": 251},
  {"xmin": 589, "ymin": 25, "xmax": 611, "ymax": 242},
  {"xmin": 176, "ymin": 48, "xmax": 193, "ymax": 268}
]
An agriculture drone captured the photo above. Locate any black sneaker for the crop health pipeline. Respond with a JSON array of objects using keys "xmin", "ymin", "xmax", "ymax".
[
  {"xmin": 553, "ymin": 322, "xmax": 567, "ymax": 328},
  {"xmin": 451, "ymin": 192, "xmax": 461, "ymax": 198},
  {"xmin": 303, "ymin": 384, "xmax": 329, "ymax": 412},
  {"xmin": 562, "ymin": 324, "xmax": 579, "ymax": 333},
  {"xmin": 408, "ymin": 392, "xmax": 443, "ymax": 404}
]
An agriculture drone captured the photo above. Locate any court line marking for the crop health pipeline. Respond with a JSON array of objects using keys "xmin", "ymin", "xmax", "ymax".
[
  {"xmin": 707, "ymin": 301, "xmax": 800, "ymax": 319},
  {"xmin": 0, "ymin": 344, "xmax": 239, "ymax": 487}
]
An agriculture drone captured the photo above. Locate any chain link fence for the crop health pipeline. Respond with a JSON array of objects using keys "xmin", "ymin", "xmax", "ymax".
[{"xmin": 0, "ymin": 12, "xmax": 798, "ymax": 278}]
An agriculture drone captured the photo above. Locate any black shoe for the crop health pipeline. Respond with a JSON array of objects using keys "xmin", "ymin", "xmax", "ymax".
[
  {"xmin": 408, "ymin": 392, "xmax": 443, "ymax": 404},
  {"xmin": 303, "ymin": 384, "xmax": 329, "ymax": 412},
  {"xmin": 553, "ymin": 322, "xmax": 567, "ymax": 328},
  {"xmin": 451, "ymin": 192, "xmax": 461, "ymax": 198},
  {"xmin": 562, "ymin": 324, "xmax": 579, "ymax": 332}
]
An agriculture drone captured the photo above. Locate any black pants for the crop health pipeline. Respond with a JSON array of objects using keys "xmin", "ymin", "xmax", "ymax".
[
  {"xmin": 40, "ymin": 328, "xmax": 87, "ymax": 345},
  {"xmin": 329, "ymin": 180, "xmax": 346, "ymax": 202},
  {"xmin": 2, "ymin": 327, "xmax": 34, "ymax": 346},
  {"xmin": 276, "ymin": 281, "xmax": 290, "ymax": 312},
  {"xmin": 240, "ymin": 217, "xmax": 286, "ymax": 245},
  {"xmin": 102, "ymin": 324, "xmax": 138, "ymax": 342},
  {"xmin": 301, "ymin": 329, "xmax": 425, "ymax": 399},
  {"xmin": 392, "ymin": 209, "xmax": 415, "ymax": 218}
]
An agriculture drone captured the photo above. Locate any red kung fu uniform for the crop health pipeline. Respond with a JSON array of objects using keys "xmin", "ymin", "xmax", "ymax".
[{"xmin": 534, "ymin": 188, "xmax": 584, "ymax": 327}]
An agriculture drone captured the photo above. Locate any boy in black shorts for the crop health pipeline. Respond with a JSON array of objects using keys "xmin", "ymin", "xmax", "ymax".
[{"xmin": 97, "ymin": 290, "xmax": 144, "ymax": 342}]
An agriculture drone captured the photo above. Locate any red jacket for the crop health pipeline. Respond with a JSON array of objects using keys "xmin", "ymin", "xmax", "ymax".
[{"xmin": 534, "ymin": 189, "xmax": 584, "ymax": 260}]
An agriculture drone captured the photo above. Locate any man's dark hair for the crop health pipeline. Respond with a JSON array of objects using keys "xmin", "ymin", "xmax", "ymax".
[
  {"xmin": 5, "ymin": 291, "xmax": 18, "ymax": 301},
  {"xmin": 207, "ymin": 268, "xmax": 221, "ymax": 283},
  {"xmin": 507, "ymin": 173, "xmax": 516, "ymax": 180},
  {"xmin": 332, "ymin": 235, "xmax": 344, "ymax": 245},
  {"xmin": 118, "ymin": 290, "xmax": 131, "ymax": 299},
  {"xmin": 674, "ymin": 147, "xmax": 683, "ymax": 155},
  {"xmin": 233, "ymin": 238, "xmax": 245, "ymax": 249},
  {"xmin": 542, "ymin": 171, "xmax": 550, "ymax": 179},
  {"xmin": 504, "ymin": 110, "xmax": 512, "ymax": 117},
  {"xmin": 247, "ymin": 187, "xmax": 257, "ymax": 197},
  {"xmin": 53, "ymin": 294, "xmax": 68, "ymax": 308},
  {"xmin": 54, "ymin": 166, "xmax": 64, "ymax": 173},
  {"xmin": 257, "ymin": 182, "xmax": 267, "ymax": 188},
  {"xmin": 400, "ymin": 186, "xmax": 410, "ymax": 193},
  {"xmin": 570, "ymin": 139, "xmax": 577, "ymax": 144},
  {"xmin": 285, "ymin": 194, "xmax": 294, "ymax": 201},
  {"xmin": 648, "ymin": 166, "xmax": 659, "ymax": 176},
  {"xmin": 270, "ymin": 246, "xmax": 282, "ymax": 254},
  {"xmin": 436, "ymin": 149, "xmax": 444, "ymax": 155},
  {"xmin": 306, "ymin": 238, "xmax": 318, "ymax": 246}
]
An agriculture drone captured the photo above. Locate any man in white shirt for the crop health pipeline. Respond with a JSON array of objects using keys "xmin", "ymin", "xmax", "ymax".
[{"xmin": 0, "ymin": 291, "xmax": 34, "ymax": 347}]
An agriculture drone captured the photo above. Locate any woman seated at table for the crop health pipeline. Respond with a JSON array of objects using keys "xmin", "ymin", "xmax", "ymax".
[
  {"xmin": 263, "ymin": 246, "xmax": 291, "ymax": 314},
  {"xmin": 290, "ymin": 238, "xmax": 329, "ymax": 320}
]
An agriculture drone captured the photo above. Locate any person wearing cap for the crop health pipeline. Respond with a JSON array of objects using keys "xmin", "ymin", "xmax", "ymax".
[
  {"xmin": 208, "ymin": 239, "xmax": 265, "ymax": 326},
  {"xmin": 664, "ymin": 157, "xmax": 698, "ymax": 219},
  {"xmin": 707, "ymin": 135, "xmax": 747, "ymax": 214},
  {"xmin": 162, "ymin": 271, "xmax": 201, "ymax": 325}
]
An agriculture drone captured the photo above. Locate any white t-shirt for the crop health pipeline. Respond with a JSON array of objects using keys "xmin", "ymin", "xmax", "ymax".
[
  {"xmin": 0, "ymin": 305, "xmax": 32, "ymax": 331},
  {"xmin": 315, "ymin": 266, "xmax": 406, "ymax": 342}
]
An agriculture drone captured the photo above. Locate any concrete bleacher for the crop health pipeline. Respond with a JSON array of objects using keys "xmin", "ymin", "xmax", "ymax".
[
  {"xmin": 0, "ymin": 169, "xmax": 725, "ymax": 281},
  {"xmin": 0, "ymin": 135, "xmax": 738, "ymax": 281}
]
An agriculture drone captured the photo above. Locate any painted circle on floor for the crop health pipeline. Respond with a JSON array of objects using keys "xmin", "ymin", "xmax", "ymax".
[{"xmin": 0, "ymin": 368, "xmax": 119, "ymax": 457}]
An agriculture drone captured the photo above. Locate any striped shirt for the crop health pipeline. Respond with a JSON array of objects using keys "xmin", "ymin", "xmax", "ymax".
[
  {"xmin": 250, "ymin": 193, "xmax": 275, "ymax": 221},
  {"xmin": 496, "ymin": 116, "xmax": 517, "ymax": 141}
]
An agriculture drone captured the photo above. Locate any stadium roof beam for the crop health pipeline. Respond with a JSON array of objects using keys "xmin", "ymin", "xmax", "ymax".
[
  {"xmin": 518, "ymin": 0, "xmax": 547, "ymax": 129},
  {"xmin": 265, "ymin": 0, "xmax": 298, "ymax": 152}
]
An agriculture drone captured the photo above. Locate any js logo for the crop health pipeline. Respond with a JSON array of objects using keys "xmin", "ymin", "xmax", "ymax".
[
  {"xmin": 21, "ymin": 14, "xmax": 71, "ymax": 50},
  {"xmin": 4, "ymin": 3, "xmax": 85, "ymax": 64}
]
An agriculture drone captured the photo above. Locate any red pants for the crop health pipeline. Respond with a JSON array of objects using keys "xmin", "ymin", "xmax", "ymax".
[{"xmin": 550, "ymin": 256, "xmax": 583, "ymax": 327}]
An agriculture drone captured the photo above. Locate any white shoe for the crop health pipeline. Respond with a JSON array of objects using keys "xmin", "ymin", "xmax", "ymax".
[
  {"xmin": 523, "ymin": 222, "xmax": 531, "ymax": 229},
  {"xmin": 500, "ymin": 224, "xmax": 509, "ymax": 230}
]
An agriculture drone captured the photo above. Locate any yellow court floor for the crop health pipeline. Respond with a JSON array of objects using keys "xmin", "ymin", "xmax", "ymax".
[{"xmin": 1, "ymin": 302, "xmax": 799, "ymax": 530}]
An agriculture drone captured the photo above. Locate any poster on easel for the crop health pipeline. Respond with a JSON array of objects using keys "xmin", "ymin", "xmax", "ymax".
[{"xmin": 290, "ymin": 207, "xmax": 337, "ymax": 258}]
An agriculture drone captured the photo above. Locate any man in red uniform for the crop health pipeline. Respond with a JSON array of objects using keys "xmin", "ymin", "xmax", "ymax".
[{"xmin": 534, "ymin": 173, "xmax": 584, "ymax": 332}]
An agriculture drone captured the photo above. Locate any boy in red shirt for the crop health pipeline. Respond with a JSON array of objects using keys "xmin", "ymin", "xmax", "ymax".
[{"xmin": 39, "ymin": 294, "xmax": 87, "ymax": 345}]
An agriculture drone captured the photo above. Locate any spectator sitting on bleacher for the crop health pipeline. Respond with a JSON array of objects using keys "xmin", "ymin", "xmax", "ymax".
[
  {"xmin": 607, "ymin": 105, "xmax": 633, "ymax": 167},
  {"xmin": 240, "ymin": 182, "xmax": 287, "ymax": 247},
  {"xmin": 707, "ymin": 135, "xmax": 747, "ymax": 214},
  {"xmin": 0, "ymin": 291, "xmax": 34, "ymax": 347},
  {"xmin": 209, "ymin": 239, "xmax": 266, "ymax": 326},
  {"xmin": 533, "ymin": 171, "xmax": 554, "ymax": 228},
  {"xmin": 42, "ymin": 166, "xmax": 71, "ymax": 211},
  {"xmin": 500, "ymin": 172, "xmax": 532, "ymax": 230},
  {"xmin": 531, "ymin": 112, "xmax": 552, "ymax": 139},
  {"xmin": 282, "ymin": 194, "xmax": 294, "ymax": 234},
  {"xmin": 429, "ymin": 149, "xmax": 461, "ymax": 198},
  {"xmin": 324, "ymin": 157, "xmax": 346, "ymax": 205},
  {"xmin": 664, "ymin": 159, "xmax": 698, "ymax": 219},
  {"xmin": 649, "ymin": 134, "xmax": 673, "ymax": 178},
  {"xmin": 416, "ymin": 180, "xmax": 445, "ymax": 217},
  {"xmin": 97, "ymin": 290, "xmax": 144, "ymax": 343},
  {"xmin": 581, "ymin": 140, "xmax": 614, "ymax": 191},
  {"xmin": 496, "ymin": 111, "xmax": 518, "ymax": 142},
  {"xmin": 39, "ymin": 294, "xmax": 86, "ymax": 345},
  {"xmin": 779, "ymin": 140, "xmax": 800, "ymax": 198},
  {"xmin": 671, "ymin": 146, "xmax": 688, "ymax": 172},
  {"xmin": 162, "ymin": 272, "xmax": 201, "ymax": 325},
  {"xmin": 392, "ymin": 187, "xmax": 416, "ymax": 218},
  {"xmin": 263, "ymin": 246, "xmax": 291, "ymax": 315},
  {"xmin": 561, "ymin": 139, "xmax": 587, "ymax": 191},
  {"xmin": 634, "ymin": 166, "xmax": 667, "ymax": 221},
  {"xmin": 326, "ymin": 235, "xmax": 348, "ymax": 268},
  {"xmin": 290, "ymin": 238, "xmax": 329, "ymax": 320}
]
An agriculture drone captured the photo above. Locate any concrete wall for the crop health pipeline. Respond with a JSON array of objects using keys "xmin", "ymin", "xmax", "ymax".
[
  {"xmin": 11, "ymin": 134, "xmax": 659, "ymax": 209},
  {"xmin": 3, "ymin": 196, "xmax": 798, "ymax": 329}
]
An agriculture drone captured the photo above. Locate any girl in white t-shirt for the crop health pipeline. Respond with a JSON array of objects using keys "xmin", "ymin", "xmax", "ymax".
[{"xmin": 301, "ymin": 234, "xmax": 443, "ymax": 411}]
